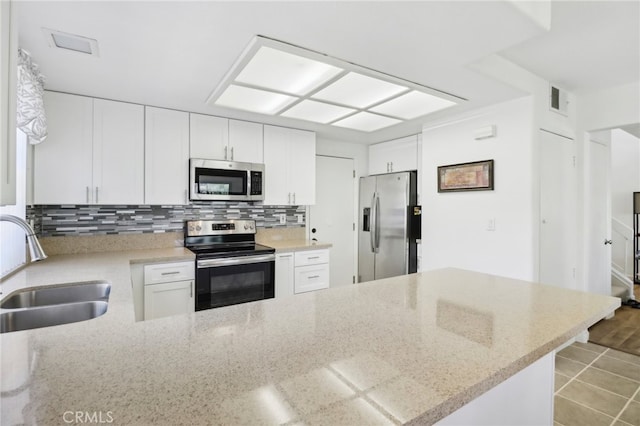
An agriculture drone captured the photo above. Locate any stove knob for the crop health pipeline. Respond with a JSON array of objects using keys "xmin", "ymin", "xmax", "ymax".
[
  {"xmin": 250, "ymin": 223, "xmax": 254, "ymax": 230},
  {"xmin": 196, "ymin": 226, "xmax": 202, "ymax": 231},
  {"xmin": 244, "ymin": 224, "xmax": 249, "ymax": 230}
]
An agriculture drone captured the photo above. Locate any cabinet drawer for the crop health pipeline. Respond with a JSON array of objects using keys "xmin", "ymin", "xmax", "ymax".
[
  {"xmin": 294, "ymin": 249, "xmax": 329, "ymax": 267},
  {"xmin": 294, "ymin": 264, "xmax": 329, "ymax": 294},
  {"xmin": 144, "ymin": 261, "xmax": 195, "ymax": 285}
]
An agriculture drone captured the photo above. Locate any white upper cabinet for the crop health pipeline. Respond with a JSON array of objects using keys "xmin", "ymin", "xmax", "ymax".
[
  {"xmin": 369, "ymin": 134, "xmax": 419, "ymax": 175},
  {"xmin": 189, "ymin": 113, "xmax": 228, "ymax": 160},
  {"xmin": 34, "ymin": 93, "xmax": 144, "ymax": 205},
  {"xmin": 228, "ymin": 119, "xmax": 263, "ymax": 163},
  {"xmin": 145, "ymin": 107, "xmax": 190, "ymax": 205},
  {"xmin": 263, "ymin": 125, "xmax": 316, "ymax": 206},
  {"xmin": 189, "ymin": 114, "xmax": 263, "ymax": 163},
  {"xmin": 92, "ymin": 99, "xmax": 144, "ymax": 204},
  {"xmin": 0, "ymin": 0, "xmax": 17, "ymax": 206}
]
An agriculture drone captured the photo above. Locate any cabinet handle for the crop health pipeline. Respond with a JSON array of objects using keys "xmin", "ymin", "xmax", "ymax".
[
  {"xmin": 86, "ymin": 186, "xmax": 90, "ymax": 204},
  {"xmin": 279, "ymin": 254, "xmax": 293, "ymax": 258},
  {"xmin": 161, "ymin": 271, "xmax": 180, "ymax": 275},
  {"xmin": 293, "ymin": 193, "xmax": 296, "ymax": 204},
  {"xmin": 390, "ymin": 162, "xmax": 393, "ymax": 172},
  {"xmin": 307, "ymin": 256, "xmax": 320, "ymax": 260},
  {"xmin": 190, "ymin": 281, "xmax": 193, "ymax": 298},
  {"xmin": 288, "ymin": 192, "xmax": 291, "ymax": 204},
  {"xmin": 308, "ymin": 275, "xmax": 320, "ymax": 279},
  {"xmin": 95, "ymin": 187, "xmax": 99, "ymax": 204},
  {"xmin": 230, "ymin": 147, "xmax": 234, "ymax": 161},
  {"xmin": 224, "ymin": 146, "xmax": 228, "ymax": 160}
]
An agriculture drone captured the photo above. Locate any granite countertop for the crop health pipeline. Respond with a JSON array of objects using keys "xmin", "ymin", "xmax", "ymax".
[
  {"xmin": 1, "ymin": 252, "xmax": 618, "ymax": 425},
  {"xmin": 259, "ymin": 239, "xmax": 332, "ymax": 252}
]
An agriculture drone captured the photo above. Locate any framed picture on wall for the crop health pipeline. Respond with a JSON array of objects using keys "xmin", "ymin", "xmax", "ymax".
[{"xmin": 437, "ymin": 159, "xmax": 494, "ymax": 192}]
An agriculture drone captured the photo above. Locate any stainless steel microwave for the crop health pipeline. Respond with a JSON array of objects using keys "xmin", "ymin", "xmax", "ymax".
[{"xmin": 189, "ymin": 159, "xmax": 264, "ymax": 201}]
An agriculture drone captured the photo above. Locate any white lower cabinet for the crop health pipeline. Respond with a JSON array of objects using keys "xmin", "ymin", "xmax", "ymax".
[
  {"xmin": 143, "ymin": 261, "xmax": 194, "ymax": 320},
  {"xmin": 275, "ymin": 249, "xmax": 330, "ymax": 297}
]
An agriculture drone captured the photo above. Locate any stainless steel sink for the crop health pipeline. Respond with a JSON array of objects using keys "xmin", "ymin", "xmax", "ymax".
[
  {"xmin": 0, "ymin": 301, "xmax": 108, "ymax": 333},
  {"xmin": 1, "ymin": 281, "xmax": 111, "ymax": 309}
]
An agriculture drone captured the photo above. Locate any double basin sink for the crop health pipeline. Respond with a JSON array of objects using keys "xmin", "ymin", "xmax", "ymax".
[{"xmin": 0, "ymin": 281, "xmax": 111, "ymax": 333}]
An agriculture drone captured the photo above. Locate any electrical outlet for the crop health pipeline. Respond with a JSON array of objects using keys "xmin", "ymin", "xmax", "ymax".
[
  {"xmin": 279, "ymin": 214, "xmax": 287, "ymax": 224},
  {"xmin": 486, "ymin": 218, "xmax": 496, "ymax": 231},
  {"xmin": 296, "ymin": 214, "xmax": 303, "ymax": 224}
]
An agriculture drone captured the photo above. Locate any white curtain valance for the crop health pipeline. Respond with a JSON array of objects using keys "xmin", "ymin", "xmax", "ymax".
[{"xmin": 17, "ymin": 48, "xmax": 47, "ymax": 144}]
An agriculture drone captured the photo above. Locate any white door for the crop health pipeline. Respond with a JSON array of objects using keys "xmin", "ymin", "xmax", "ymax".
[
  {"xmin": 309, "ymin": 156, "xmax": 355, "ymax": 287},
  {"xmin": 144, "ymin": 280, "xmax": 194, "ymax": 320},
  {"xmin": 289, "ymin": 129, "xmax": 316, "ymax": 205},
  {"xmin": 189, "ymin": 113, "xmax": 228, "ymax": 160},
  {"xmin": 228, "ymin": 120, "xmax": 263, "ymax": 163},
  {"xmin": 587, "ymin": 138, "xmax": 611, "ymax": 295},
  {"xmin": 539, "ymin": 130, "xmax": 577, "ymax": 289}
]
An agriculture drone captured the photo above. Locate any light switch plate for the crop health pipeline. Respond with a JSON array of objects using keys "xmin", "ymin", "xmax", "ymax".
[{"xmin": 279, "ymin": 214, "xmax": 287, "ymax": 224}]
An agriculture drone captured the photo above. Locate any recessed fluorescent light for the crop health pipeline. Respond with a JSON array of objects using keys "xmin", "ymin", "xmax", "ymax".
[
  {"xmin": 370, "ymin": 90, "xmax": 457, "ymax": 119},
  {"xmin": 235, "ymin": 46, "xmax": 343, "ymax": 96},
  {"xmin": 281, "ymin": 100, "xmax": 356, "ymax": 124},
  {"xmin": 332, "ymin": 111, "xmax": 402, "ymax": 132},
  {"xmin": 312, "ymin": 72, "xmax": 408, "ymax": 109},
  {"xmin": 42, "ymin": 28, "xmax": 99, "ymax": 56},
  {"xmin": 214, "ymin": 85, "xmax": 296, "ymax": 115}
]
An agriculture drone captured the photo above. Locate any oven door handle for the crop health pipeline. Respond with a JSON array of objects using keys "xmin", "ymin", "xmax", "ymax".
[{"xmin": 197, "ymin": 253, "xmax": 275, "ymax": 268}]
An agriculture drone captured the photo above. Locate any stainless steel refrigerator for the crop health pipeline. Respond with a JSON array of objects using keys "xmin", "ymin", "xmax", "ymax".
[{"xmin": 358, "ymin": 171, "xmax": 420, "ymax": 283}]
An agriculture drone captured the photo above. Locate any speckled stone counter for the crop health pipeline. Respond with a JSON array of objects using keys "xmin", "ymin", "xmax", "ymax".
[
  {"xmin": 261, "ymin": 238, "xmax": 332, "ymax": 252},
  {"xmin": 0, "ymin": 254, "xmax": 618, "ymax": 425}
]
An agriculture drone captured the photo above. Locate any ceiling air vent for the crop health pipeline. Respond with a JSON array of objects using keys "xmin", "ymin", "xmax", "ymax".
[
  {"xmin": 42, "ymin": 28, "xmax": 99, "ymax": 56},
  {"xmin": 549, "ymin": 85, "xmax": 568, "ymax": 116}
]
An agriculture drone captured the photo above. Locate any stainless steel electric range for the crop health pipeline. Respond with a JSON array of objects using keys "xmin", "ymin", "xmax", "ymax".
[{"xmin": 184, "ymin": 219, "xmax": 275, "ymax": 311}]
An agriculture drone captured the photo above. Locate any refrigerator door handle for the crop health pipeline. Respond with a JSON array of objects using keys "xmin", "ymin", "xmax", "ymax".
[
  {"xmin": 374, "ymin": 193, "xmax": 380, "ymax": 251},
  {"xmin": 370, "ymin": 192, "xmax": 377, "ymax": 253}
]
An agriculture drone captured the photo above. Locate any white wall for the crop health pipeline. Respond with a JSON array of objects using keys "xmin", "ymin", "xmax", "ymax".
[
  {"xmin": 0, "ymin": 130, "xmax": 27, "ymax": 276},
  {"xmin": 421, "ymin": 96, "xmax": 536, "ymax": 281}
]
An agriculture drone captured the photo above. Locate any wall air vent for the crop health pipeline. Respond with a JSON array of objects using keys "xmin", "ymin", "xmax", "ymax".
[
  {"xmin": 42, "ymin": 28, "xmax": 99, "ymax": 57},
  {"xmin": 549, "ymin": 85, "xmax": 568, "ymax": 116}
]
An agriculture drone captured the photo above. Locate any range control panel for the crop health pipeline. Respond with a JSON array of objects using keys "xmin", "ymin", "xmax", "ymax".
[{"xmin": 186, "ymin": 219, "xmax": 256, "ymax": 237}]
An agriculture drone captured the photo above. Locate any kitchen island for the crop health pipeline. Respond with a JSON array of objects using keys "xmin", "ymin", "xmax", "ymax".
[{"xmin": 1, "ymin": 250, "xmax": 618, "ymax": 425}]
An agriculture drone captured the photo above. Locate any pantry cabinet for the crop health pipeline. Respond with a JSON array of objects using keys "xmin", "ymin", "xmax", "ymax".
[
  {"xmin": 34, "ymin": 92, "xmax": 144, "ymax": 204},
  {"xmin": 190, "ymin": 114, "xmax": 263, "ymax": 163},
  {"xmin": 0, "ymin": 0, "xmax": 17, "ymax": 206},
  {"xmin": 369, "ymin": 134, "xmax": 418, "ymax": 175},
  {"xmin": 263, "ymin": 125, "xmax": 315, "ymax": 205},
  {"xmin": 145, "ymin": 107, "xmax": 190, "ymax": 205}
]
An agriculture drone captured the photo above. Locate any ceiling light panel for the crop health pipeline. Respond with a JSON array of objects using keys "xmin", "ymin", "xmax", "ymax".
[
  {"xmin": 312, "ymin": 72, "xmax": 408, "ymax": 109},
  {"xmin": 235, "ymin": 47, "xmax": 343, "ymax": 96},
  {"xmin": 281, "ymin": 100, "xmax": 356, "ymax": 124},
  {"xmin": 214, "ymin": 85, "xmax": 296, "ymax": 115},
  {"xmin": 332, "ymin": 111, "xmax": 402, "ymax": 132},
  {"xmin": 370, "ymin": 90, "xmax": 457, "ymax": 119}
]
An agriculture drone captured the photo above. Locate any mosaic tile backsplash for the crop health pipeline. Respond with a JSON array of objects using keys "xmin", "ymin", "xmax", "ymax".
[{"xmin": 28, "ymin": 203, "xmax": 306, "ymax": 237}]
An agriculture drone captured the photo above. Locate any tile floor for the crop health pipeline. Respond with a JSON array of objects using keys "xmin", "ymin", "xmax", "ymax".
[{"xmin": 555, "ymin": 342, "xmax": 640, "ymax": 426}]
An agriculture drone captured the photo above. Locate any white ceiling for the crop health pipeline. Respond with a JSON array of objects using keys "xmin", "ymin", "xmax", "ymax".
[{"xmin": 15, "ymin": 1, "xmax": 640, "ymax": 144}]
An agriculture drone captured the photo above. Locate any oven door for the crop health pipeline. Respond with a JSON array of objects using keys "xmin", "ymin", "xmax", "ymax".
[{"xmin": 195, "ymin": 253, "xmax": 275, "ymax": 311}]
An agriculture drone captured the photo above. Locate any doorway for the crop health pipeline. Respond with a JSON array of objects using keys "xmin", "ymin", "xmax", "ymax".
[{"xmin": 308, "ymin": 155, "xmax": 356, "ymax": 287}]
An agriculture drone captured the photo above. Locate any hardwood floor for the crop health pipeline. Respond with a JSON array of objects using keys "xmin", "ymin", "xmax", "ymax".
[{"xmin": 589, "ymin": 285, "xmax": 640, "ymax": 357}]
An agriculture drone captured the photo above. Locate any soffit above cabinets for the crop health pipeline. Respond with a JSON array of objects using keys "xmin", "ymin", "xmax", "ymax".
[{"xmin": 207, "ymin": 36, "xmax": 461, "ymax": 133}]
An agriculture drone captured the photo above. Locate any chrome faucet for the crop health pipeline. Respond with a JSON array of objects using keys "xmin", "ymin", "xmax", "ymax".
[{"xmin": 0, "ymin": 214, "xmax": 47, "ymax": 262}]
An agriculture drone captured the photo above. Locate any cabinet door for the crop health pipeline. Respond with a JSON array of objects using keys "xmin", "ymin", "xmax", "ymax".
[
  {"xmin": 275, "ymin": 253, "xmax": 294, "ymax": 298},
  {"xmin": 145, "ymin": 107, "xmax": 190, "ymax": 205},
  {"xmin": 144, "ymin": 279, "xmax": 194, "ymax": 320},
  {"xmin": 288, "ymin": 129, "xmax": 316, "ymax": 205},
  {"xmin": 0, "ymin": 0, "xmax": 17, "ymax": 206},
  {"xmin": 263, "ymin": 125, "xmax": 290, "ymax": 205},
  {"xmin": 189, "ymin": 113, "xmax": 228, "ymax": 160},
  {"xmin": 229, "ymin": 120, "xmax": 263, "ymax": 163},
  {"xmin": 294, "ymin": 263, "xmax": 330, "ymax": 294},
  {"xmin": 34, "ymin": 92, "xmax": 93, "ymax": 204},
  {"xmin": 93, "ymin": 99, "xmax": 144, "ymax": 204},
  {"xmin": 368, "ymin": 135, "xmax": 418, "ymax": 174}
]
